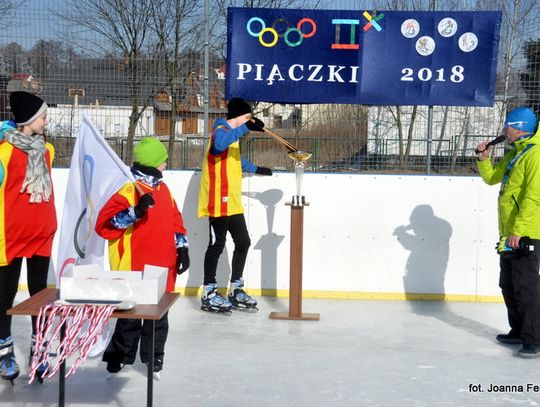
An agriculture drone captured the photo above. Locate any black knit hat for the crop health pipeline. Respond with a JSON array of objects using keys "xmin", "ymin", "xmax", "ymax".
[
  {"xmin": 227, "ymin": 98, "xmax": 252, "ymax": 119},
  {"xmin": 10, "ymin": 91, "xmax": 47, "ymax": 126}
]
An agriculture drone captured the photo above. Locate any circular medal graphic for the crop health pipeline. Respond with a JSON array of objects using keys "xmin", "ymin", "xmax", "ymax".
[
  {"xmin": 459, "ymin": 32, "xmax": 478, "ymax": 52},
  {"xmin": 416, "ymin": 36, "xmax": 435, "ymax": 56},
  {"xmin": 401, "ymin": 19, "xmax": 420, "ymax": 38},
  {"xmin": 438, "ymin": 18, "xmax": 457, "ymax": 37}
]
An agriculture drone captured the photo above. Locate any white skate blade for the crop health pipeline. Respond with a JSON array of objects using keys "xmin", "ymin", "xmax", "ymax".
[
  {"xmin": 200, "ymin": 305, "xmax": 232, "ymax": 315},
  {"xmin": 153, "ymin": 371, "xmax": 161, "ymax": 381},
  {"xmin": 201, "ymin": 309, "xmax": 232, "ymax": 316},
  {"xmin": 231, "ymin": 304, "xmax": 259, "ymax": 313}
]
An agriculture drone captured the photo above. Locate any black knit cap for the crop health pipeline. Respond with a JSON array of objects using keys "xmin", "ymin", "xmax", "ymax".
[
  {"xmin": 227, "ymin": 97, "xmax": 252, "ymax": 119},
  {"xmin": 9, "ymin": 91, "xmax": 47, "ymax": 126}
]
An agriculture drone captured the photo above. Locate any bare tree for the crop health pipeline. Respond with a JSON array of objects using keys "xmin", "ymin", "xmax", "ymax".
[
  {"xmin": 389, "ymin": 106, "xmax": 417, "ymax": 166},
  {"xmin": 0, "ymin": 0, "xmax": 25, "ymax": 16},
  {"xmin": 215, "ymin": 0, "xmax": 304, "ymax": 12},
  {"xmin": 57, "ymin": 0, "xmax": 157, "ymax": 163},
  {"xmin": 450, "ymin": 106, "xmax": 469, "ymax": 170},
  {"xmin": 149, "ymin": 0, "xmax": 200, "ymax": 166},
  {"xmin": 0, "ymin": 42, "xmax": 26, "ymax": 74},
  {"xmin": 27, "ymin": 40, "xmax": 79, "ymax": 79},
  {"xmin": 0, "ymin": 1, "xmax": 27, "ymax": 73},
  {"xmin": 495, "ymin": 0, "xmax": 538, "ymax": 125}
]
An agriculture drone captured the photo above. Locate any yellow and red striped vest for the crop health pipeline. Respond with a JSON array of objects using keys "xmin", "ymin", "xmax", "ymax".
[
  {"xmin": 0, "ymin": 141, "xmax": 57, "ymax": 265},
  {"xmin": 198, "ymin": 125, "xmax": 244, "ymax": 218},
  {"xmin": 95, "ymin": 180, "xmax": 186, "ymax": 292}
]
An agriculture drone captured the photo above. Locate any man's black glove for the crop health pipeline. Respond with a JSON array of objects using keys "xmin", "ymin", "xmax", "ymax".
[
  {"xmin": 246, "ymin": 117, "xmax": 265, "ymax": 132},
  {"xmin": 134, "ymin": 193, "xmax": 154, "ymax": 218},
  {"xmin": 176, "ymin": 247, "xmax": 190, "ymax": 275},
  {"xmin": 255, "ymin": 166, "xmax": 273, "ymax": 176}
]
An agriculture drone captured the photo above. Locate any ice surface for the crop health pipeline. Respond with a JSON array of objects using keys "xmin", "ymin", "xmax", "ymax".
[{"xmin": 1, "ymin": 293, "xmax": 537, "ymax": 407}]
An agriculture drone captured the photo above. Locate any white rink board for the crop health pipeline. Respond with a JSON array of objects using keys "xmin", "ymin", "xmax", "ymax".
[{"xmin": 48, "ymin": 169, "xmax": 502, "ymax": 298}]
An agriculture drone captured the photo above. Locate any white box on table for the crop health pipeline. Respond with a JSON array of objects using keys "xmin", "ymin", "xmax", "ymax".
[{"xmin": 59, "ymin": 264, "xmax": 167, "ymax": 305}]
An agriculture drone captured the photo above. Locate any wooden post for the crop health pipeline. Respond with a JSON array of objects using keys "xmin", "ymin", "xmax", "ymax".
[{"xmin": 270, "ymin": 199, "xmax": 319, "ymax": 321}]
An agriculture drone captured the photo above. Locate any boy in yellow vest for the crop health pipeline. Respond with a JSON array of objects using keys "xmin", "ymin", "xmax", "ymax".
[{"xmin": 198, "ymin": 98, "xmax": 271, "ymax": 313}]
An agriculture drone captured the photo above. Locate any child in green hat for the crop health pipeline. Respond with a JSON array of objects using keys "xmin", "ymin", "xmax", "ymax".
[{"xmin": 95, "ymin": 137, "xmax": 189, "ymax": 378}]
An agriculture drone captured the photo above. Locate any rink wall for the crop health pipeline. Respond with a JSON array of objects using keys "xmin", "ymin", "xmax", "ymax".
[{"xmin": 46, "ymin": 169, "xmax": 502, "ymax": 302}]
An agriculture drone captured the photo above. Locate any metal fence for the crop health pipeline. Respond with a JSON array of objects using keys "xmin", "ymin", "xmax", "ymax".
[{"xmin": 1, "ymin": 0, "xmax": 539, "ymax": 174}]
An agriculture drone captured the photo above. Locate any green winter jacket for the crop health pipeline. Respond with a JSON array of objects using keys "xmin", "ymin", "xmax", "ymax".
[{"xmin": 477, "ymin": 128, "xmax": 540, "ymax": 247}]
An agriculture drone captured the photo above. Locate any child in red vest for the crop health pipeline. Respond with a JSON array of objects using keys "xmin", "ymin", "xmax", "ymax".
[
  {"xmin": 0, "ymin": 91, "xmax": 57, "ymax": 383},
  {"xmin": 95, "ymin": 137, "xmax": 189, "ymax": 378}
]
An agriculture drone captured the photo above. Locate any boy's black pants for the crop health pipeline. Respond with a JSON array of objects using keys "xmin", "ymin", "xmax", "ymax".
[
  {"xmin": 203, "ymin": 214, "xmax": 251, "ymax": 285},
  {"xmin": 102, "ymin": 313, "xmax": 169, "ymax": 365}
]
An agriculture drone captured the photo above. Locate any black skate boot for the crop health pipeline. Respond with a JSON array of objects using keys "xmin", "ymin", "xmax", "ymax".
[
  {"xmin": 145, "ymin": 358, "xmax": 163, "ymax": 381},
  {"xmin": 106, "ymin": 361, "xmax": 124, "ymax": 374},
  {"xmin": 201, "ymin": 284, "xmax": 232, "ymax": 314},
  {"xmin": 105, "ymin": 360, "xmax": 127, "ymax": 381},
  {"xmin": 228, "ymin": 278, "xmax": 258, "ymax": 312},
  {"xmin": 0, "ymin": 336, "xmax": 19, "ymax": 385}
]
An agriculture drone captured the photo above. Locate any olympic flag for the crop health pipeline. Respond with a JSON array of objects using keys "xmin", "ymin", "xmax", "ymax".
[
  {"xmin": 226, "ymin": 8, "xmax": 502, "ymax": 106},
  {"xmin": 56, "ymin": 114, "xmax": 135, "ymax": 284}
]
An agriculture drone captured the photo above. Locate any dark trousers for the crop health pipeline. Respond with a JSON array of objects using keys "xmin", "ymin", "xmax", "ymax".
[
  {"xmin": 203, "ymin": 214, "xmax": 251, "ymax": 285},
  {"xmin": 0, "ymin": 256, "xmax": 49, "ymax": 338},
  {"xmin": 500, "ymin": 248, "xmax": 540, "ymax": 345},
  {"xmin": 102, "ymin": 313, "xmax": 169, "ymax": 365}
]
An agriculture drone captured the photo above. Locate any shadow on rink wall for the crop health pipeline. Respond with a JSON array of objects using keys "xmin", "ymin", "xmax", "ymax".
[
  {"xmin": 244, "ymin": 189, "xmax": 285, "ymax": 297},
  {"xmin": 394, "ymin": 204, "xmax": 452, "ymax": 303},
  {"xmin": 394, "ymin": 204, "xmax": 501, "ymax": 339}
]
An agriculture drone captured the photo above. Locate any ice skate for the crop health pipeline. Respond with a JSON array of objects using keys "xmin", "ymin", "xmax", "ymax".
[
  {"xmin": 144, "ymin": 358, "xmax": 162, "ymax": 381},
  {"xmin": 152, "ymin": 358, "xmax": 162, "ymax": 381},
  {"xmin": 228, "ymin": 279, "xmax": 258, "ymax": 312},
  {"xmin": 105, "ymin": 361, "xmax": 126, "ymax": 380},
  {"xmin": 0, "ymin": 336, "xmax": 19, "ymax": 385},
  {"xmin": 201, "ymin": 284, "xmax": 232, "ymax": 315},
  {"xmin": 153, "ymin": 358, "xmax": 162, "ymax": 380}
]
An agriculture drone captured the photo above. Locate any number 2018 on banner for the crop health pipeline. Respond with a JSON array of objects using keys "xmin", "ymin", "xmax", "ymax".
[{"xmin": 401, "ymin": 65, "xmax": 465, "ymax": 83}]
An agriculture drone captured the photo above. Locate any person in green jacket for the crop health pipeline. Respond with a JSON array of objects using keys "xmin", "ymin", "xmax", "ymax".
[{"xmin": 477, "ymin": 107, "xmax": 540, "ymax": 358}]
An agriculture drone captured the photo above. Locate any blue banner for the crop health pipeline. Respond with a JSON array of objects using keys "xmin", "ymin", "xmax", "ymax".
[{"xmin": 226, "ymin": 8, "xmax": 501, "ymax": 106}]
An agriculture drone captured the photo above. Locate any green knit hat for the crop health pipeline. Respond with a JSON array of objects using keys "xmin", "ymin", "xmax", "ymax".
[{"xmin": 133, "ymin": 137, "xmax": 168, "ymax": 167}]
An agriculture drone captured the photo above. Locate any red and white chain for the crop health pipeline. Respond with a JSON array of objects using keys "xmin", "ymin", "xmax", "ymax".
[{"xmin": 29, "ymin": 303, "xmax": 117, "ymax": 383}]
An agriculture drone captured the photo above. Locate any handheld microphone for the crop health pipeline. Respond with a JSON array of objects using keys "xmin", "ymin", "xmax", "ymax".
[{"xmin": 475, "ymin": 135, "xmax": 506, "ymax": 154}]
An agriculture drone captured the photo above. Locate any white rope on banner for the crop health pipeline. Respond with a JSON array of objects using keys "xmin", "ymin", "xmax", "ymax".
[{"xmin": 29, "ymin": 303, "xmax": 117, "ymax": 383}]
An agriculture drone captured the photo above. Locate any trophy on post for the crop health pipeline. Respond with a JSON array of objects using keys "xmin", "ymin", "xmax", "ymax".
[
  {"xmin": 288, "ymin": 150, "xmax": 312, "ymax": 207},
  {"xmin": 251, "ymin": 120, "xmax": 319, "ymax": 321}
]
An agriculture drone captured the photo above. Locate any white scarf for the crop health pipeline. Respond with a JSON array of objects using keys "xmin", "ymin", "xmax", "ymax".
[{"xmin": 5, "ymin": 129, "xmax": 52, "ymax": 203}]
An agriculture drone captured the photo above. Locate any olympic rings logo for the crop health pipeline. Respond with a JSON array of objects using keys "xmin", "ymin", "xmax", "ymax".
[{"xmin": 246, "ymin": 17, "xmax": 317, "ymax": 47}]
